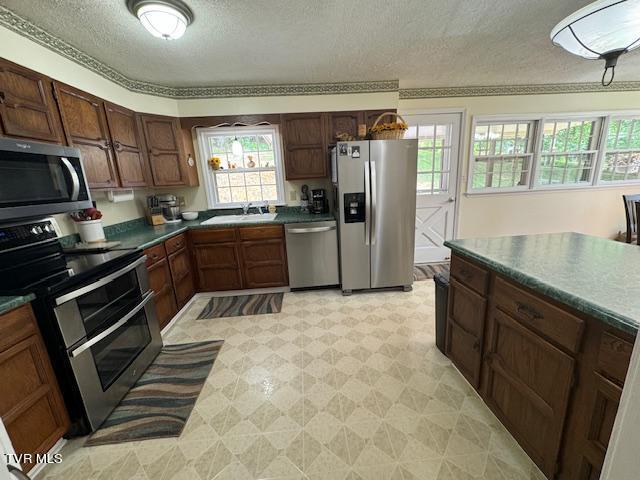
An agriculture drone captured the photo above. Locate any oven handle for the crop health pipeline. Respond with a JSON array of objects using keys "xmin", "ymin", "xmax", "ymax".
[
  {"xmin": 55, "ymin": 256, "xmax": 147, "ymax": 306},
  {"xmin": 61, "ymin": 157, "xmax": 80, "ymax": 201},
  {"xmin": 68, "ymin": 291, "xmax": 154, "ymax": 359}
]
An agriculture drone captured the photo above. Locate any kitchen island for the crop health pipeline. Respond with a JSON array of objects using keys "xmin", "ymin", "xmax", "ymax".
[{"xmin": 444, "ymin": 233, "xmax": 638, "ymax": 480}]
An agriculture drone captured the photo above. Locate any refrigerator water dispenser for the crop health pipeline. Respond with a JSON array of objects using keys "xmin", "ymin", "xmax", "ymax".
[{"xmin": 343, "ymin": 192, "xmax": 365, "ymax": 223}]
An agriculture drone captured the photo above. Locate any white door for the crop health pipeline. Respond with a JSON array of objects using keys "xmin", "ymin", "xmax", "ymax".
[
  {"xmin": 403, "ymin": 113, "xmax": 461, "ymax": 264},
  {"xmin": 0, "ymin": 418, "xmax": 17, "ymax": 480}
]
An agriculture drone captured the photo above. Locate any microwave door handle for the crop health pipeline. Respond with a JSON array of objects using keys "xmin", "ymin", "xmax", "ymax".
[
  {"xmin": 61, "ymin": 157, "xmax": 80, "ymax": 201},
  {"xmin": 69, "ymin": 291, "xmax": 154, "ymax": 358}
]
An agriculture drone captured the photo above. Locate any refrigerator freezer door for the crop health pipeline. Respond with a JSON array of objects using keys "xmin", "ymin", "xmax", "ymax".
[
  {"xmin": 370, "ymin": 140, "xmax": 418, "ymax": 289},
  {"xmin": 337, "ymin": 141, "xmax": 370, "ymax": 291}
]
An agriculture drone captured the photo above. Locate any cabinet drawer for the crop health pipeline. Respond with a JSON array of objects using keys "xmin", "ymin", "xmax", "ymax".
[
  {"xmin": 494, "ymin": 276, "xmax": 584, "ymax": 353},
  {"xmin": 450, "ymin": 255, "xmax": 489, "ymax": 295},
  {"xmin": 597, "ymin": 332, "xmax": 633, "ymax": 385},
  {"xmin": 239, "ymin": 225, "xmax": 283, "ymax": 241},
  {"xmin": 165, "ymin": 232, "xmax": 187, "ymax": 255},
  {"xmin": 190, "ymin": 228, "xmax": 236, "ymax": 245},
  {"xmin": 0, "ymin": 304, "xmax": 38, "ymax": 352},
  {"xmin": 144, "ymin": 243, "xmax": 166, "ymax": 267}
]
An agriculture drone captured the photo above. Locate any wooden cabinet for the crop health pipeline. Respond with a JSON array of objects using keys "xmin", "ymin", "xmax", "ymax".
[
  {"xmin": 53, "ymin": 82, "xmax": 119, "ymax": 189},
  {"xmin": 104, "ymin": 102, "xmax": 150, "ymax": 187},
  {"xmin": 139, "ymin": 114, "xmax": 191, "ymax": 186},
  {"xmin": 191, "ymin": 225, "xmax": 288, "ymax": 292},
  {"xmin": 446, "ymin": 253, "xmax": 636, "ymax": 480},
  {"xmin": 484, "ymin": 308, "xmax": 575, "ymax": 478},
  {"xmin": 326, "ymin": 110, "xmax": 363, "ymax": 146},
  {"xmin": 166, "ymin": 234, "xmax": 195, "ymax": 309},
  {"xmin": 0, "ymin": 58, "xmax": 64, "ymax": 144},
  {"xmin": 281, "ymin": 112, "xmax": 328, "ymax": 180},
  {"xmin": 145, "ymin": 244, "xmax": 178, "ymax": 330},
  {"xmin": 0, "ymin": 304, "xmax": 69, "ymax": 473},
  {"xmin": 446, "ymin": 278, "xmax": 486, "ymax": 388}
]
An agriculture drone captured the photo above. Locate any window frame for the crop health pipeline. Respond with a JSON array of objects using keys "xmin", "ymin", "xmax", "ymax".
[
  {"xmin": 466, "ymin": 111, "xmax": 640, "ymax": 195},
  {"xmin": 196, "ymin": 125, "xmax": 286, "ymax": 209},
  {"xmin": 467, "ymin": 118, "xmax": 537, "ymax": 194}
]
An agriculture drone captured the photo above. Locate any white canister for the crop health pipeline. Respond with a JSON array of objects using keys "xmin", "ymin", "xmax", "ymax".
[{"xmin": 76, "ymin": 219, "xmax": 106, "ymax": 244}]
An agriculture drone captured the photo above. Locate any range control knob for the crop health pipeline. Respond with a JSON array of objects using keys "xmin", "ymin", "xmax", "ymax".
[
  {"xmin": 43, "ymin": 224, "xmax": 54, "ymax": 233},
  {"xmin": 30, "ymin": 226, "xmax": 43, "ymax": 235}
]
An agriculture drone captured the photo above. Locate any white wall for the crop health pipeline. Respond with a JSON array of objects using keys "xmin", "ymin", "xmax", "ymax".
[{"xmin": 400, "ymin": 93, "xmax": 640, "ymax": 239}]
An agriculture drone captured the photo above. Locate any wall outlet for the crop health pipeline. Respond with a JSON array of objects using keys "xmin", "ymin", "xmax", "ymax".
[{"xmin": 289, "ymin": 190, "xmax": 298, "ymax": 201}]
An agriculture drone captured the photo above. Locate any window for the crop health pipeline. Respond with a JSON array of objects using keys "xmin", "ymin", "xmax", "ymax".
[
  {"xmin": 468, "ymin": 112, "xmax": 640, "ymax": 194},
  {"xmin": 407, "ymin": 123, "xmax": 452, "ymax": 193},
  {"xmin": 471, "ymin": 122, "xmax": 534, "ymax": 190},
  {"xmin": 538, "ymin": 119, "xmax": 599, "ymax": 186},
  {"xmin": 601, "ymin": 117, "xmax": 640, "ymax": 183},
  {"xmin": 197, "ymin": 125, "xmax": 285, "ymax": 208}
]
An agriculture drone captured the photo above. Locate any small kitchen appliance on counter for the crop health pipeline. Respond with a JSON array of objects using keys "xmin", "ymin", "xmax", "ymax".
[
  {"xmin": 311, "ymin": 189, "xmax": 329, "ymax": 214},
  {"xmin": 157, "ymin": 194, "xmax": 183, "ymax": 223}
]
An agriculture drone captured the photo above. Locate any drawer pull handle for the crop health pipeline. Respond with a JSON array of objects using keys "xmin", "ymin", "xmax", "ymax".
[
  {"xmin": 473, "ymin": 339, "xmax": 481, "ymax": 351},
  {"xmin": 458, "ymin": 268, "xmax": 472, "ymax": 279},
  {"xmin": 515, "ymin": 302, "xmax": 543, "ymax": 321}
]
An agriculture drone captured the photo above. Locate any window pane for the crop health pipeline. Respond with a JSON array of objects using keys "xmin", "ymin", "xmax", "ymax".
[
  {"xmin": 260, "ymin": 151, "xmax": 275, "ymax": 168},
  {"xmin": 228, "ymin": 172, "xmax": 245, "ymax": 186},
  {"xmin": 245, "ymin": 171, "xmax": 261, "ymax": 185},
  {"xmin": 417, "ymin": 173, "xmax": 433, "ymax": 192},
  {"xmin": 417, "ymin": 150, "xmax": 433, "ymax": 172},
  {"xmin": 262, "ymin": 185, "xmax": 278, "ymax": 200},
  {"xmin": 257, "ymin": 134, "xmax": 273, "ymax": 151},
  {"xmin": 216, "ymin": 172, "xmax": 229, "ymax": 187},
  {"xmin": 246, "ymin": 186, "xmax": 263, "ymax": 202},
  {"xmin": 231, "ymin": 187, "xmax": 247, "ymax": 202},
  {"xmin": 600, "ymin": 151, "xmax": 640, "ymax": 182},
  {"xmin": 260, "ymin": 170, "xmax": 276, "ymax": 185},
  {"xmin": 217, "ymin": 187, "xmax": 232, "ymax": 203}
]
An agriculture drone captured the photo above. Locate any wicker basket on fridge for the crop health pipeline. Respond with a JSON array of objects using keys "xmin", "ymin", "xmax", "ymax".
[{"xmin": 369, "ymin": 112, "xmax": 409, "ymax": 140}]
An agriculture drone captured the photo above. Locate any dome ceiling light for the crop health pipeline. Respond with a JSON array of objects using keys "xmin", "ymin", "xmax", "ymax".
[
  {"xmin": 551, "ymin": 0, "xmax": 640, "ymax": 86},
  {"xmin": 127, "ymin": 0, "xmax": 194, "ymax": 40}
]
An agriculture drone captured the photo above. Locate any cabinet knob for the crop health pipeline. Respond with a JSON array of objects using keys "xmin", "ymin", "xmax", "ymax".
[{"xmin": 0, "ymin": 91, "xmax": 5, "ymax": 104}]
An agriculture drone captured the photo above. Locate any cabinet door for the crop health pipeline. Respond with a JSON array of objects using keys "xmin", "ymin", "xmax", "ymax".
[
  {"xmin": 281, "ymin": 112, "xmax": 327, "ymax": 180},
  {"xmin": 168, "ymin": 247, "xmax": 195, "ymax": 309},
  {"xmin": 53, "ymin": 82, "xmax": 119, "ymax": 188},
  {"xmin": 139, "ymin": 114, "xmax": 187, "ymax": 186},
  {"xmin": 240, "ymin": 238, "xmax": 288, "ymax": 288},
  {"xmin": 483, "ymin": 308, "xmax": 575, "ymax": 478},
  {"xmin": 194, "ymin": 242, "xmax": 243, "ymax": 291},
  {"xmin": 327, "ymin": 111, "xmax": 363, "ymax": 146},
  {"xmin": 147, "ymin": 257, "xmax": 178, "ymax": 330},
  {"xmin": 0, "ymin": 59, "xmax": 63, "ymax": 143},
  {"xmin": 0, "ymin": 306, "xmax": 69, "ymax": 474},
  {"xmin": 445, "ymin": 279, "xmax": 486, "ymax": 388},
  {"xmin": 104, "ymin": 102, "xmax": 149, "ymax": 187}
]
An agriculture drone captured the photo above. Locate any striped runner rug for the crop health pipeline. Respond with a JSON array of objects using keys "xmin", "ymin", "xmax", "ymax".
[
  {"xmin": 85, "ymin": 340, "xmax": 223, "ymax": 446},
  {"xmin": 197, "ymin": 292, "xmax": 284, "ymax": 319},
  {"xmin": 413, "ymin": 262, "xmax": 450, "ymax": 281}
]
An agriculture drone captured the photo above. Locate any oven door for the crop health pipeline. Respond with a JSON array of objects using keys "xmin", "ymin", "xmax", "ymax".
[
  {"xmin": 67, "ymin": 291, "xmax": 161, "ymax": 430},
  {"xmin": 0, "ymin": 138, "xmax": 91, "ymax": 221}
]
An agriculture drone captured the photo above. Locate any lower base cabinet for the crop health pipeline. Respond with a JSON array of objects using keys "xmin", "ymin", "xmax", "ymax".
[
  {"xmin": 446, "ymin": 253, "xmax": 635, "ymax": 480},
  {"xmin": 144, "ymin": 234, "xmax": 195, "ymax": 330},
  {"xmin": 191, "ymin": 225, "xmax": 288, "ymax": 291},
  {"xmin": 0, "ymin": 304, "xmax": 70, "ymax": 473}
]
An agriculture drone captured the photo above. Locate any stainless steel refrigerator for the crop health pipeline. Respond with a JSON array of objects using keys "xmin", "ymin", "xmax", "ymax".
[{"xmin": 332, "ymin": 139, "xmax": 418, "ymax": 294}]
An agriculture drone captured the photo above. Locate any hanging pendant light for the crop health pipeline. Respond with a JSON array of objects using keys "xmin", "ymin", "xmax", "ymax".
[
  {"xmin": 231, "ymin": 136, "xmax": 244, "ymax": 157},
  {"xmin": 127, "ymin": 0, "xmax": 193, "ymax": 40},
  {"xmin": 551, "ymin": 0, "xmax": 640, "ymax": 86}
]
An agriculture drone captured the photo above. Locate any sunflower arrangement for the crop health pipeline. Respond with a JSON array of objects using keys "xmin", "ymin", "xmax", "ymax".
[{"xmin": 369, "ymin": 113, "xmax": 409, "ymax": 140}]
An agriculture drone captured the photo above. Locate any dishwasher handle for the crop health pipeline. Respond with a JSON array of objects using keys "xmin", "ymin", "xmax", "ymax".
[{"xmin": 287, "ymin": 226, "xmax": 336, "ymax": 234}]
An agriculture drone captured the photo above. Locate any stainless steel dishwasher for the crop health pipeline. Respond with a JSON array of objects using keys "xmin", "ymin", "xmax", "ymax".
[{"xmin": 285, "ymin": 220, "xmax": 340, "ymax": 289}]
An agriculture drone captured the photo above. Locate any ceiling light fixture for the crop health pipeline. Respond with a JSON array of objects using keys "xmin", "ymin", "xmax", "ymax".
[
  {"xmin": 127, "ymin": 0, "xmax": 193, "ymax": 40},
  {"xmin": 551, "ymin": 0, "xmax": 640, "ymax": 86}
]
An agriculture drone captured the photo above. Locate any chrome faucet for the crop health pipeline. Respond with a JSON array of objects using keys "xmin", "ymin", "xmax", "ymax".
[
  {"xmin": 257, "ymin": 202, "xmax": 266, "ymax": 215},
  {"xmin": 242, "ymin": 202, "xmax": 252, "ymax": 215}
]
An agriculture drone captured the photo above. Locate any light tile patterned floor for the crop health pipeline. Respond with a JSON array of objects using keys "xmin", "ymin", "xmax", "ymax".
[{"xmin": 41, "ymin": 283, "xmax": 545, "ymax": 480}]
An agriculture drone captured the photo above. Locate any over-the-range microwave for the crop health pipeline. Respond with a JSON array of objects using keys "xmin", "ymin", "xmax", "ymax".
[{"xmin": 0, "ymin": 138, "xmax": 92, "ymax": 222}]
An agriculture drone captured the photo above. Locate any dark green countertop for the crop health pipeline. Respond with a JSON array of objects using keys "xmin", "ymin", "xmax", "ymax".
[
  {"xmin": 0, "ymin": 293, "xmax": 36, "ymax": 316},
  {"xmin": 105, "ymin": 210, "xmax": 336, "ymax": 250},
  {"xmin": 445, "ymin": 233, "xmax": 640, "ymax": 334}
]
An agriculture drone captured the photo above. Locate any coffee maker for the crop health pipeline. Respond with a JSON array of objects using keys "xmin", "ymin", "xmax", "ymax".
[{"xmin": 311, "ymin": 189, "xmax": 328, "ymax": 214}]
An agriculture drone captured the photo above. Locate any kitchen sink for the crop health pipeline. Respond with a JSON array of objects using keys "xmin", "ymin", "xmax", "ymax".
[{"xmin": 200, "ymin": 213, "xmax": 278, "ymax": 225}]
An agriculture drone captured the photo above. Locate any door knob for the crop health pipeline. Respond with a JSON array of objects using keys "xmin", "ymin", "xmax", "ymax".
[{"xmin": 448, "ymin": 196, "xmax": 455, "ymax": 202}]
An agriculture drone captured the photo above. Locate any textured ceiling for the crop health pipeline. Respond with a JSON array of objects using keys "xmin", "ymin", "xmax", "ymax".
[{"xmin": 2, "ymin": 0, "xmax": 640, "ymax": 88}]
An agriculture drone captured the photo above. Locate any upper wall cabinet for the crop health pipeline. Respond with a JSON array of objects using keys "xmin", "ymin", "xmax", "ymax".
[
  {"xmin": 53, "ymin": 82, "xmax": 120, "ymax": 189},
  {"xmin": 281, "ymin": 112, "xmax": 328, "ymax": 180},
  {"xmin": 139, "ymin": 114, "xmax": 196, "ymax": 187},
  {"xmin": 0, "ymin": 58, "xmax": 64, "ymax": 144},
  {"xmin": 104, "ymin": 102, "xmax": 150, "ymax": 188},
  {"xmin": 326, "ymin": 111, "xmax": 364, "ymax": 147}
]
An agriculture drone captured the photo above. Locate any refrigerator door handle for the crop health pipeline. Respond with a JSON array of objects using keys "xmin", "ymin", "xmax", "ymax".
[
  {"xmin": 364, "ymin": 160, "xmax": 371, "ymax": 246},
  {"xmin": 370, "ymin": 159, "xmax": 377, "ymax": 245}
]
